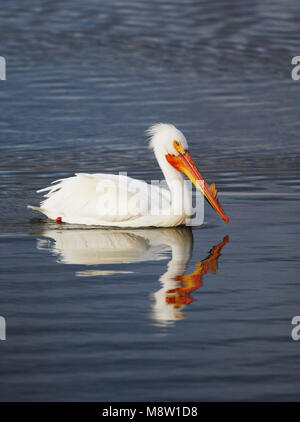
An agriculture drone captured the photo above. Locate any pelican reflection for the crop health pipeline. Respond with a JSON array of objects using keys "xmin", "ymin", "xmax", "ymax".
[{"xmin": 35, "ymin": 227, "xmax": 228, "ymax": 322}]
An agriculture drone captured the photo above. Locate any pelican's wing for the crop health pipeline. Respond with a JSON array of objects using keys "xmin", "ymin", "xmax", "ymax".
[{"xmin": 35, "ymin": 173, "xmax": 170, "ymax": 225}]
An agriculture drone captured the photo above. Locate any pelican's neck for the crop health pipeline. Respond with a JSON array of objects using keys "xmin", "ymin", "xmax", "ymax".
[
  {"xmin": 153, "ymin": 146, "xmax": 192, "ymax": 216},
  {"xmin": 154, "ymin": 146, "xmax": 184, "ymax": 192}
]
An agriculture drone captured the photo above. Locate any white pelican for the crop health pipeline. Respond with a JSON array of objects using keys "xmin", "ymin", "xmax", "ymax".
[
  {"xmin": 28, "ymin": 123, "xmax": 229, "ymax": 227},
  {"xmin": 35, "ymin": 227, "xmax": 228, "ymax": 322}
]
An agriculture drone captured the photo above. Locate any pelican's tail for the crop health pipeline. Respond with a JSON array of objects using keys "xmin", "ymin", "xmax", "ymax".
[{"xmin": 28, "ymin": 205, "xmax": 47, "ymax": 215}]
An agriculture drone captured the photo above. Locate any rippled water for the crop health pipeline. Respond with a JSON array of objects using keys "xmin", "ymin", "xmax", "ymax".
[{"xmin": 0, "ymin": 0, "xmax": 300, "ymax": 402}]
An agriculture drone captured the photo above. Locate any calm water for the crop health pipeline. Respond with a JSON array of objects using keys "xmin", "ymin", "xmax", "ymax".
[{"xmin": 1, "ymin": 0, "xmax": 300, "ymax": 401}]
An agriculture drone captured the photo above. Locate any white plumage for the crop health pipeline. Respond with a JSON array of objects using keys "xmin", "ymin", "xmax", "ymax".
[{"xmin": 33, "ymin": 172, "xmax": 182, "ymax": 227}]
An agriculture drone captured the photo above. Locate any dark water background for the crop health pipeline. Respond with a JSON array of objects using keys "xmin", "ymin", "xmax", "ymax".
[{"xmin": 1, "ymin": 0, "xmax": 300, "ymax": 401}]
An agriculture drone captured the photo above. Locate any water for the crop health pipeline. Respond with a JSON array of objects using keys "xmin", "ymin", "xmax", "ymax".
[{"xmin": 1, "ymin": 0, "xmax": 300, "ymax": 401}]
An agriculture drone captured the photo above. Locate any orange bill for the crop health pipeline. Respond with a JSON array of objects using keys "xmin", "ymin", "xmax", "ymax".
[{"xmin": 166, "ymin": 151, "xmax": 229, "ymax": 223}]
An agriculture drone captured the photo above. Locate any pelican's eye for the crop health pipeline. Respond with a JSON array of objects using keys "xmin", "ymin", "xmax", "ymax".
[{"xmin": 173, "ymin": 139, "xmax": 184, "ymax": 154}]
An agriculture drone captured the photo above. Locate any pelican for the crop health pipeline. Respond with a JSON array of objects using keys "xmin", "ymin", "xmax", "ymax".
[
  {"xmin": 28, "ymin": 123, "xmax": 229, "ymax": 227},
  {"xmin": 35, "ymin": 227, "xmax": 229, "ymax": 322}
]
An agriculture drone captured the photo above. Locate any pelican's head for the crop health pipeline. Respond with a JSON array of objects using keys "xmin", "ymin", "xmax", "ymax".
[
  {"xmin": 147, "ymin": 123, "xmax": 188, "ymax": 155},
  {"xmin": 147, "ymin": 123, "xmax": 229, "ymax": 224}
]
